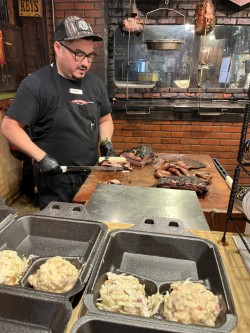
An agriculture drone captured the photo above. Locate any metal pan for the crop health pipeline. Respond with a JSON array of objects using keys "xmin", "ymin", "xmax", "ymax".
[{"xmin": 145, "ymin": 39, "xmax": 184, "ymax": 50}]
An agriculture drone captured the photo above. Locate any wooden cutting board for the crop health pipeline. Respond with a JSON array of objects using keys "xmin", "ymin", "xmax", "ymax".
[{"xmin": 73, "ymin": 153, "xmax": 245, "ymax": 232}]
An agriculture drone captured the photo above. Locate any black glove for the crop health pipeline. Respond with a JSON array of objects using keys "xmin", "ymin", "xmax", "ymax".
[
  {"xmin": 100, "ymin": 139, "xmax": 116, "ymax": 157},
  {"xmin": 36, "ymin": 154, "xmax": 62, "ymax": 176}
]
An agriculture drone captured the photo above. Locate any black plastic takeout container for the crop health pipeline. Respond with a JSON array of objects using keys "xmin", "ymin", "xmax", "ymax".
[
  {"xmin": 0, "ymin": 287, "xmax": 72, "ymax": 333},
  {"xmin": 0, "ymin": 201, "xmax": 108, "ymax": 332},
  {"xmin": 74, "ymin": 217, "xmax": 237, "ymax": 333},
  {"xmin": 0, "ymin": 197, "xmax": 16, "ymax": 228},
  {"xmin": 71, "ymin": 313, "xmax": 186, "ymax": 333},
  {"xmin": 0, "ymin": 201, "xmax": 108, "ymax": 300}
]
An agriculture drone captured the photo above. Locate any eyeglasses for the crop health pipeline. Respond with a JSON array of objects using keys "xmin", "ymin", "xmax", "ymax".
[{"xmin": 59, "ymin": 42, "xmax": 97, "ymax": 62}]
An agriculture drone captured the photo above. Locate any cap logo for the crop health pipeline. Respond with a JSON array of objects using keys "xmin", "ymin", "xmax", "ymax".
[
  {"xmin": 54, "ymin": 16, "xmax": 103, "ymax": 41},
  {"xmin": 75, "ymin": 19, "xmax": 93, "ymax": 33}
]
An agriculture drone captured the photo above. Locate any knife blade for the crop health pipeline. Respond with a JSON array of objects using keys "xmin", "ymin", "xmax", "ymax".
[{"xmin": 60, "ymin": 165, "xmax": 124, "ymax": 173}]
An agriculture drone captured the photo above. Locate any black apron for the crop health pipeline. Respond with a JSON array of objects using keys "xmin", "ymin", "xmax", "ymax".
[
  {"xmin": 35, "ymin": 64, "xmax": 100, "ymax": 209},
  {"xmin": 36, "ymin": 64, "xmax": 100, "ymax": 165}
]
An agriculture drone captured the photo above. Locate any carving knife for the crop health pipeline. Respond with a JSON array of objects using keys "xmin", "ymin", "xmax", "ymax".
[
  {"xmin": 60, "ymin": 165, "xmax": 124, "ymax": 173},
  {"xmin": 61, "ymin": 157, "xmax": 127, "ymax": 173}
]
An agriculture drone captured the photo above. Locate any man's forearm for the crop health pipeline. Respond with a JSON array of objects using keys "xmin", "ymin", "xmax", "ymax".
[
  {"xmin": 1, "ymin": 116, "xmax": 46, "ymax": 161},
  {"xmin": 99, "ymin": 114, "xmax": 114, "ymax": 142}
]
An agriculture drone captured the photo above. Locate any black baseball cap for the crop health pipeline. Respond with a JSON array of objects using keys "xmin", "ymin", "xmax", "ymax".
[{"xmin": 54, "ymin": 16, "xmax": 103, "ymax": 42}]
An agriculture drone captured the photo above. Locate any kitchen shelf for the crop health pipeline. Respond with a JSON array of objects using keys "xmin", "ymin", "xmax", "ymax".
[{"xmin": 222, "ymin": 103, "xmax": 250, "ymax": 254}]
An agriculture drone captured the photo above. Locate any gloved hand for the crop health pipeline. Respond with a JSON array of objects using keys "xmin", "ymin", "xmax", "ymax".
[
  {"xmin": 100, "ymin": 139, "xmax": 116, "ymax": 157},
  {"xmin": 36, "ymin": 154, "xmax": 62, "ymax": 176}
]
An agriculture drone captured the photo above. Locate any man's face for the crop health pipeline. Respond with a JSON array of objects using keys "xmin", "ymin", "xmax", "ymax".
[{"xmin": 55, "ymin": 39, "xmax": 95, "ymax": 80}]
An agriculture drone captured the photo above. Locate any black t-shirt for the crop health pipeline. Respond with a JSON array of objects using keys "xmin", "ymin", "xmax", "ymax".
[{"xmin": 7, "ymin": 64, "xmax": 112, "ymax": 141}]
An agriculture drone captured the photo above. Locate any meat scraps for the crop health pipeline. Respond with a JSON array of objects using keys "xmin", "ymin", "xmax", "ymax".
[
  {"xmin": 120, "ymin": 145, "xmax": 155, "ymax": 166},
  {"xmin": 157, "ymin": 176, "xmax": 209, "ymax": 195},
  {"xmin": 103, "ymin": 179, "xmax": 121, "ymax": 185},
  {"xmin": 98, "ymin": 159, "xmax": 132, "ymax": 171}
]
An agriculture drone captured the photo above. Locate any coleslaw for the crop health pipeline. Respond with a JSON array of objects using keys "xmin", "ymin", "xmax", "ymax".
[{"xmin": 96, "ymin": 273, "xmax": 163, "ymax": 317}]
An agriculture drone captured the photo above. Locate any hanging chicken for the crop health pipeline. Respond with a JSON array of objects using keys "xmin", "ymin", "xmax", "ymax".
[{"xmin": 194, "ymin": 0, "xmax": 216, "ymax": 35}]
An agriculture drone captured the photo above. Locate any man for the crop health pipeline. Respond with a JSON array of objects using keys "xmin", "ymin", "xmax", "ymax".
[{"xmin": 1, "ymin": 16, "xmax": 115, "ymax": 209}]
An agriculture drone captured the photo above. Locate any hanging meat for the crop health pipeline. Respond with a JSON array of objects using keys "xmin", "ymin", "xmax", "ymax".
[
  {"xmin": 120, "ymin": 14, "xmax": 144, "ymax": 36},
  {"xmin": 194, "ymin": 0, "xmax": 216, "ymax": 35}
]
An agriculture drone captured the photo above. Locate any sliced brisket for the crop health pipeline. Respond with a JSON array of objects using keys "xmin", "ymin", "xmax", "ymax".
[{"xmin": 120, "ymin": 145, "xmax": 155, "ymax": 166}]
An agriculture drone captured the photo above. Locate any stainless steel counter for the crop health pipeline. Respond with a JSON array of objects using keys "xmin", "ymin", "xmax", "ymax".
[{"xmin": 85, "ymin": 184, "xmax": 209, "ymax": 230}]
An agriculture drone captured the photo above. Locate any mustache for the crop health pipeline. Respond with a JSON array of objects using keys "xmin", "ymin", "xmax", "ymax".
[{"xmin": 78, "ymin": 65, "xmax": 88, "ymax": 70}]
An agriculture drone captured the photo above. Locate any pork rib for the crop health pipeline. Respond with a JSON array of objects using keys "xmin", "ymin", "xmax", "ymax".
[{"xmin": 157, "ymin": 176, "xmax": 209, "ymax": 195}]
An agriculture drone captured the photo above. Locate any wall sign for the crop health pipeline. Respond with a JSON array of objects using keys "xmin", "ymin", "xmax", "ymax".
[
  {"xmin": 0, "ymin": 31, "xmax": 6, "ymax": 65},
  {"xmin": 18, "ymin": 0, "xmax": 42, "ymax": 17}
]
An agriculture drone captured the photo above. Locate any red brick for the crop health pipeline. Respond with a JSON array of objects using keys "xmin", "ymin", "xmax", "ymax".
[
  {"xmin": 141, "ymin": 124, "xmax": 161, "ymax": 131},
  {"xmin": 56, "ymin": 3, "xmax": 75, "ymax": 10},
  {"xmin": 124, "ymin": 137, "xmax": 142, "ymax": 143},
  {"xmin": 143, "ymin": 137, "xmax": 162, "ymax": 144},
  {"xmin": 75, "ymin": 4, "xmax": 95, "ymax": 10},
  {"xmin": 133, "ymin": 131, "xmax": 152, "ymax": 137}
]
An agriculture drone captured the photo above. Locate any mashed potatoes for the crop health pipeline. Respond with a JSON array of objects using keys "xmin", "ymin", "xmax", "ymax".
[
  {"xmin": 0, "ymin": 250, "xmax": 29, "ymax": 285},
  {"xmin": 28, "ymin": 256, "xmax": 79, "ymax": 293},
  {"xmin": 163, "ymin": 279, "xmax": 221, "ymax": 327}
]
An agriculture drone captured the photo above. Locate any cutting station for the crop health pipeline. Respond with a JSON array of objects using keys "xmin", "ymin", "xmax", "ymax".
[{"xmin": 73, "ymin": 153, "xmax": 245, "ymax": 232}]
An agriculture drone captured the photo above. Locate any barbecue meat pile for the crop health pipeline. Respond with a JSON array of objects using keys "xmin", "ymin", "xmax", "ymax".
[
  {"xmin": 154, "ymin": 160, "xmax": 212, "ymax": 184},
  {"xmin": 157, "ymin": 176, "xmax": 209, "ymax": 195},
  {"xmin": 120, "ymin": 145, "xmax": 155, "ymax": 166},
  {"xmin": 154, "ymin": 156, "xmax": 207, "ymax": 169},
  {"xmin": 154, "ymin": 157, "xmax": 212, "ymax": 195}
]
